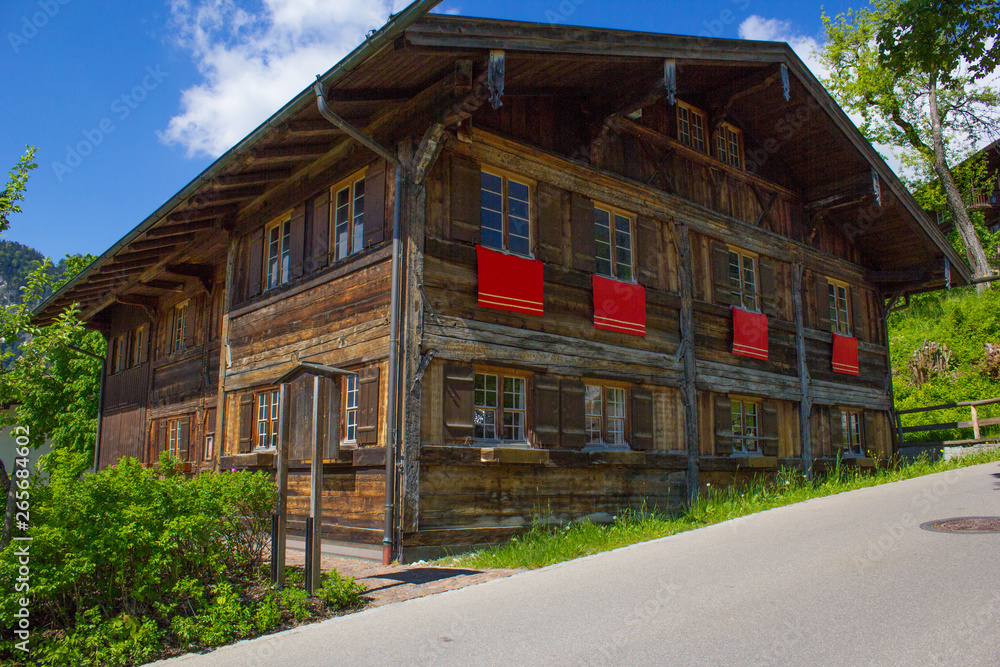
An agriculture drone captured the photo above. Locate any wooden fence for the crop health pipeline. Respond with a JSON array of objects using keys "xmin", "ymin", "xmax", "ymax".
[{"xmin": 896, "ymin": 396, "xmax": 1000, "ymax": 448}]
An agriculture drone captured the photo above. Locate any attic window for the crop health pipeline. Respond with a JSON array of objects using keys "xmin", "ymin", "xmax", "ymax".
[
  {"xmin": 715, "ymin": 123, "xmax": 743, "ymax": 169},
  {"xmin": 677, "ymin": 101, "xmax": 707, "ymax": 153}
]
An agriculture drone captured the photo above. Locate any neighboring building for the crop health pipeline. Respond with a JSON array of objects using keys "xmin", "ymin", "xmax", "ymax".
[
  {"xmin": 34, "ymin": 3, "xmax": 970, "ymax": 562},
  {"xmin": 929, "ymin": 139, "xmax": 1000, "ymax": 237},
  {"xmin": 0, "ymin": 405, "xmax": 53, "ymax": 478}
]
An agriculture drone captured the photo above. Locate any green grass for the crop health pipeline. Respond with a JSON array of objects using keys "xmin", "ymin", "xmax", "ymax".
[{"xmin": 443, "ymin": 449, "xmax": 1000, "ymax": 570}]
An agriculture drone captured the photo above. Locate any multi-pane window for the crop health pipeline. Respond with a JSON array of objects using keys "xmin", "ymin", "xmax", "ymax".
[
  {"xmin": 131, "ymin": 326, "xmax": 145, "ymax": 367},
  {"xmin": 256, "ymin": 389, "xmax": 279, "ymax": 450},
  {"xmin": 828, "ymin": 280, "xmax": 851, "ymax": 335},
  {"xmin": 474, "ymin": 372, "xmax": 526, "ymax": 442},
  {"xmin": 204, "ymin": 434, "xmax": 214, "ymax": 461},
  {"xmin": 677, "ymin": 102, "xmax": 707, "ymax": 153},
  {"xmin": 172, "ymin": 302, "xmax": 189, "ymax": 353},
  {"xmin": 715, "ymin": 124, "xmax": 743, "ymax": 169},
  {"xmin": 594, "ymin": 205, "xmax": 634, "ymax": 282},
  {"xmin": 585, "ymin": 384, "xmax": 627, "ymax": 447},
  {"xmin": 265, "ymin": 216, "xmax": 291, "ymax": 290},
  {"xmin": 728, "ymin": 248, "xmax": 759, "ymax": 311},
  {"xmin": 333, "ymin": 174, "xmax": 366, "ymax": 261},
  {"xmin": 731, "ymin": 398, "xmax": 759, "ymax": 453},
  {"xmin": 113, "ymin": 335, "xmax": 128, "ymax": 374},
  {"xmin": 167, "ymin": 419, "xmax": 181, "ymax": 458},
  {"xmin": 344, "ymin": 375, "xmax": 359, "ymax": 443},
  {"xmin": 480, "ymin": 170, "xmax": 531, "ymax": 257},
  {"xmin": 841, "ymin": 409, "xmax": 864, "ymax": 456}
]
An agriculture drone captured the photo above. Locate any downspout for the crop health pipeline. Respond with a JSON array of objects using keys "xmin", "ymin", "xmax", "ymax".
[
  {"xmin": 313, "ymin": 83, "xmax": 405, "ymax": 565},
  {"xmin": 92, "ymin": 344, "xmax": 109, "ymax": 473}
]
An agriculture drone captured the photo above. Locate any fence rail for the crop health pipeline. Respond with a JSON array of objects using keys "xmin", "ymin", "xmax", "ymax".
[{"xmin": 896, "ymin": 396, "xmax": 1000, "ymax": 448}]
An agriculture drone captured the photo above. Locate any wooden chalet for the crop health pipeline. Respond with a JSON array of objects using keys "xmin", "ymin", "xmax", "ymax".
[{"xmin": 34, "ymin": 1, "xmax": 971, "ymax": 562}]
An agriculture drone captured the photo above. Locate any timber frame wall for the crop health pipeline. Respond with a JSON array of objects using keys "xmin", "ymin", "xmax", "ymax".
[{"xmin": 43, "ymin": 13, "xmax": 968, "ymax": 561}]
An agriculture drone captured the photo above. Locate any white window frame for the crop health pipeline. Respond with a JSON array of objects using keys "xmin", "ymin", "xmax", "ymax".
[
  {"xmin": 828, "ymin": 278, "xmax": 851, "ymax": 336},
  {"xmin": 584, "ymin": 383, "xmax": 629, "ymax": 449},
  {"xmin": 841, "ymin": 408, "xmax": 864, "ymax": 457},
  {"xmin": 715, "ymin": 122, "xmax": 744, "ymax": 169},
  {"xmin": 480, "ymin": 167, "xmax": 533, "ymax": 258},
  {"xmin": 728, "ymin": 247, "xmax": 759, "ymax": 312},
  {"xmin": 264, "ymin": 213, "xmax": 292, "ymax": 291},
  {"xmin": 344, "ymin": 374, "xmax": 359, "ymax": 444},
  {"xmin": 594, "ymin": 203, "xmax": 635, "ymax": 283},
  {"xmin": 255, "ymin": 388, "xmax": 279, "ymax": 451},
  {"xmin": 677, "ymin": 101, "xmax": 707, "ymax": 153},
  {"xmin": 131, "ymin": 325, "xmax": 146, "ymax": 367},
  {"xmin": 730, "ymin": 397, "xmax": 761, "ymax": 455},
  {"xmin": 331, "ymin": 170, "xmax": 367, "ymax": 262},
  {"xmin": 474, "ymin": 370, "xmax": 528, "ymax": 444},
  {"xmin": 171, "ymin": 301, "xmax": 189, "ymax": 354}
]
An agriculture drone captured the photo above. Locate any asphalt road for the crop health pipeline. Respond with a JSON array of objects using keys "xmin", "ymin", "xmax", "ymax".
[{"xmin": 163, "ymin": 461, "xmax": 1000, "ymax": 666}]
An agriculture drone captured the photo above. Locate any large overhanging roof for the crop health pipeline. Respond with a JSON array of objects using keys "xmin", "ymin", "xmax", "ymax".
[{"xmin": 33, "ymin": 11, "xmax": 970, "ymax": 325}]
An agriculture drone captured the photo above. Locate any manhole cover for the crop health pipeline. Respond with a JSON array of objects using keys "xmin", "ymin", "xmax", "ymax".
[{"xmin": 920, "ymin": 517, "xmax": 1000, "ymax": 534}]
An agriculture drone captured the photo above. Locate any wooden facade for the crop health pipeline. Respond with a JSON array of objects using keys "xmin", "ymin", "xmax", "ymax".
[{"xmin": 36, "ymin": 9, "xmax": 970, "ymax": 562}]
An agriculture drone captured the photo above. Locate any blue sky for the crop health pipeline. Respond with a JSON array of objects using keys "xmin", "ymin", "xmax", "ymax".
[{"xmin": 1, "ymin": 0, "xmax": 855, "ymax": 261}]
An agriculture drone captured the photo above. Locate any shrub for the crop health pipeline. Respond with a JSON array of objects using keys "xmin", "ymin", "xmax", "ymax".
[{"xmin": 317, "ymin": 570, "xmax": 366, "ymax": 609}]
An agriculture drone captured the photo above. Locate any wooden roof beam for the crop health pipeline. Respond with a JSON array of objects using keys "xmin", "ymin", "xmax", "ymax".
[
  {"xmin": 285, "ymin": 118, "xmax": 368, "ymax": 134},
  {"xmin": 128, "ymin": 236, "xmax": 190, "ymax": 253},
  {"xmin": 117, "ymin": 294, "xmax": 158, "ymax": 308},
  {"xmin": 148, "ymin": 219, "xmax": 216, "ymax": 238},
  {"xmin": 142, "ymin": 279, "xmax": 185, "ymax": 292},
  {"xmin": 168, "ymin": 203, "xmax": 239, "ymax": 223},
  {"xmin": 166, "ymin": 263, "xmax": 214, "ymax": 293},
  {"xmin": 214, "ymin": 169, "xmax": 292, "ymax": 186},
  {"xmin": 252, "ymin": 142, "xmax": 336, "ymax": 160},
  {"xmin": 190, "ymin": 184, "xmax": 268, "ymax": 206}
]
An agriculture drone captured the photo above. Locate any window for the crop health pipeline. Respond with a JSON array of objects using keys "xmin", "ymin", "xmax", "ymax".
[
  {"xmin": 203, "ymin": 434, "xmax": 214, "ymax": 461},
  {"xmin": 841, "ymin": 408, "xmax": 864, "ymax": 456},
  {"xmin": 728, "ymin": 248, "xmax": 759, "ymax": 311},
  {"xmin": 131, "ymin": 326, "xmax": 145, "ymax": 367},
  {"xmin": 827, "ymin": 279, "xmax": 851, "ymax": 335},
  {"xmin": 167, "ymin": 419, "xmax": 181, "ymax": 458},
  {"xmin": 256, "ymin": 389, "xmax": 279, "ymax": 450},
  {"xmin": 594, "ymin": 205, "xmax": 634, "ymax": 282},
  {"xmin": 731, "ymin": 398, "xmax": 760, "ymax": 454},
  {"xmin": 112, "ymin": 335, "xmax": 127, "ymax": 374},
  {"xmin": 715, "ymin": 123, "xmax": 743, "ymax": 169},
  {"xmin": 344, "ymin": 375, "xmax": 359, "ymax": 443},
  {"xmin": 474, "ymin": 372, "xmax": 526, "ymax": 442},
  {"xmin": 585, "ymin": 384, "xmax": 627, "ymax": 447},
  {"xmin": 171, "ymin": 301, "xmax": 189, "ymax": 353},
  {"xmin": 265, "ymin": 215, "xmax": 291, "ymax": 290},
  {"xmin": 480, "ymin": 169, "xmax": 531, "ymax": 257},
  {"xmin": 677, "ymin": 102, "xmax": 707, "ymax": 153},
  {"xmin": 332, "ymin": 172, "xmax": 366, "ymax": 261}
]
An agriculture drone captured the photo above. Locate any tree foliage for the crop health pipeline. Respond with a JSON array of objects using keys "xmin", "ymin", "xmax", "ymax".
[
  {"xmin": 821, "ymin": 0, "xmax": 1000, "ymax": 283},
  {"xmin": 0, "ymin": 147, "xmax": 36, "ymax": 235}
]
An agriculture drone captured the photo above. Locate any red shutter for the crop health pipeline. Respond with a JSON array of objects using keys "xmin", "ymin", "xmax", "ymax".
[
  {"xmin": 363, "ymin": 160, "xmax": 387, "ymax": 248},
  {"xmin": 357, "ymin": 366, "xmax": 380, "ymax": 445},
  {"xmin": 288, "ymin": 204, "xmax": 306, "ymax": 279}
]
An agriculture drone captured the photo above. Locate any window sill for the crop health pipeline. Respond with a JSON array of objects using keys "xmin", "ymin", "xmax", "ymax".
[
  {"xmin": 480, "ymin": 447, "xmax": 548, "ymax": 465},
  {"xmin": 728, "ymin": 453, "xmax": 778, "ymax": 468}
]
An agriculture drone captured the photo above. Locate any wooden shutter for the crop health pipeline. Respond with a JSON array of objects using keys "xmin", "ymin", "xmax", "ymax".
[
  {"xmin": 863, "ymin": 410, "xmax": 877, "ymax": 454},
  {"xmin": 177, "ymin": 416, "xmax": 190, "ymax": 461},
  {"xmin": 712, "ymin": 241, "xmax": 732, "ymax": 306},
  {"xmin": 238, "ymin": 393, "xmax": 254, "ymax": 453},
  {"xmin": 631, "ymin": 387, "xmax": 654, "ymax": 451},
  {"xmin": 357, "ymin": 366, "xmax": 380, "ymax": 445},
  {"xmin": 443, "ymin": 364, "xmax": 475, "ymax": 441},
  {"xmin": 537, "ymin": 183, "xmax": 564, "ymax": 264},
  {"xmin": 288, "ymin": 204, "xmax": 306, "ymax": 279},
  {"xmin": 829, "ymin": 406, "xmax": 845, "ymax": 450},
  {"xmin": 183, "ymin": 301, "xmax": 196, "ymax": 349},
  {"xmin": 363, "ymin": 160, "xmax": 387, "ymax": 248},
  {"xmin": 760, "ymin": 401, "xmax": 779, "ymax": 457},
  {"xmin": 635, "ymin": 217, "xmax": 659, "ymax": 289},
  {"xmin": 310, "ymin": 190, "xmax": 330, "ymax": 272},
  {"xmin": 233, "ymin": 241, "xmax": 248, "ymax": 302},
  {"xmin": 532, "ymin": 374, "xmax": 561, "ymax": 447},
  {"xmin": 850, "ymin": 287, "xmax": 868, "ymax": 342},
  {"xmin": 759, "ymin": 256, "xmax": 777, "ymax": 317},
  {"xmin": 156, "ymin": 420, "xmax": 167, "ymax": 460},
  {"xmin": 450, "ymin": 156, "xmax": 481, "ymax": 243},
  {"xmin": 714, "ymin": 394, "xmax": 733, "ymax": 455},
  {"xmin": 246, "ymin": 229, "xmax": 264, "ymax": 299},
  {"xmin": 560, "ymin": 379, "xmax": 586, "ymax": 450},
  {"xmin": 815, "ymin": 276, "xmax": 831, "ymax": 332},
  {"xmin": 570, "ymin": 194, "xmax": 595, "ymax": 272}
]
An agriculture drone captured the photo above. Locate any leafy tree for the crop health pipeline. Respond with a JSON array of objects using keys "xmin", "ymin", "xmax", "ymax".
[
  {"xmin": 0, "ymin": 147, "xmax": 36, "ymax": 235},
  {"xmin": 821, "ymin": 0, "xmax": 1000, "ymax": 289}
]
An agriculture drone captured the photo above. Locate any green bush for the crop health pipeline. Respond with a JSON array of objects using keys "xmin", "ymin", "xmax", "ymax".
[
  {"xmin": 317, "ymin": 570, "xmax": 365, "ymax": 609},
  {"xmin": 0, "ymin": 450, "xmax": 366, "ymax": 665}
]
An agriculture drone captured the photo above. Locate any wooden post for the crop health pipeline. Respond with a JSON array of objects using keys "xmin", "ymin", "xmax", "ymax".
[
  {"xmin": 307, "ymin": 375, "xmax": 323, "ymax": 595},
  {"xmin": 971, "ymin": 405, "xmax": 981, "ymax": 440},
  {"xmin": 274, "ymin": 383, "xmax": 290, "ymax": 588},
  {"xmin": 792, "ymin": 263, "xmax": 813, "ymax": 479},
  {"xmin": 677, "ymin": 224, "xmax": 699, "ymax": 502},
  {"xmin": 213, "ymin": 237, "xmax": 237, "ymax": 469}
]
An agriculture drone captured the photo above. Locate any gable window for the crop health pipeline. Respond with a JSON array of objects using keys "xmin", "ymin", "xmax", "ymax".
[
  {"xmin": 480, "ymin": 169, "xmax": 531, "ymax": 257},
  {"xmin": 344, "ymin": 374, "xmax": 359, "ymax": 444},
  {"xmin": 715, "ymin": 123, "xmax": 743, "ymax": 169},
  {"xmin": 841, "ymin": 408, "xmax": 864, "ymax": 456},
  {"xmin": 474, "ymin": 371, "xmax": 526, "ymax": 442},
  {"xmin": 677, "ymin": 101, "xmax": 707, "ymax": 153},
  {"xmin": 585, "ymin": 384, "xmax": 627, "ymax": 447},
  {"xmin": 728, "ymin": 247, "xmax": 759, "ymax": 311},
  {"xmin": 332, "ymin": 171, "xmax": 366, "ymax": 261},
  {"xmin": 112, "ymin": 335, "xmax": 127, "ymax": 374},
  {"xmin": 265, "ymin": 214, "xmax": 291, "ymax": 290},
  {"xmin": 256, "ymin": 388, "xmax": 279, "ymax": 450},
  {"xmin": 731, "ymin": 397, "xmax": 760, "ymax": 454},
  {"xmin": 828, "ymin": 279, "xmax": 851, "ymax": 336},
  {"xmin": 594, "ymin": 204, "xmax": 634, "ymax": 282},
  {"xmin": 171, "ymin": 301, "xmax": 189, "ymax": 353}
]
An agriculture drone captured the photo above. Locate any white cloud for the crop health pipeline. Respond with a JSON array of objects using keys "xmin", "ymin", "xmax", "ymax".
[{"xmin": 161, "ymin": 0, "xmax": 411, "ymax": 158}]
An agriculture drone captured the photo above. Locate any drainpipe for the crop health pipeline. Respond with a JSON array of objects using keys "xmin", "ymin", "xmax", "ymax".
[
  {"xmin": 313, "ymin": 83, "xmax": 405, "ymax": 565},
  {"xmin": 91, "ymin": 344, "xmax": 109, "ymax": 473}
]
